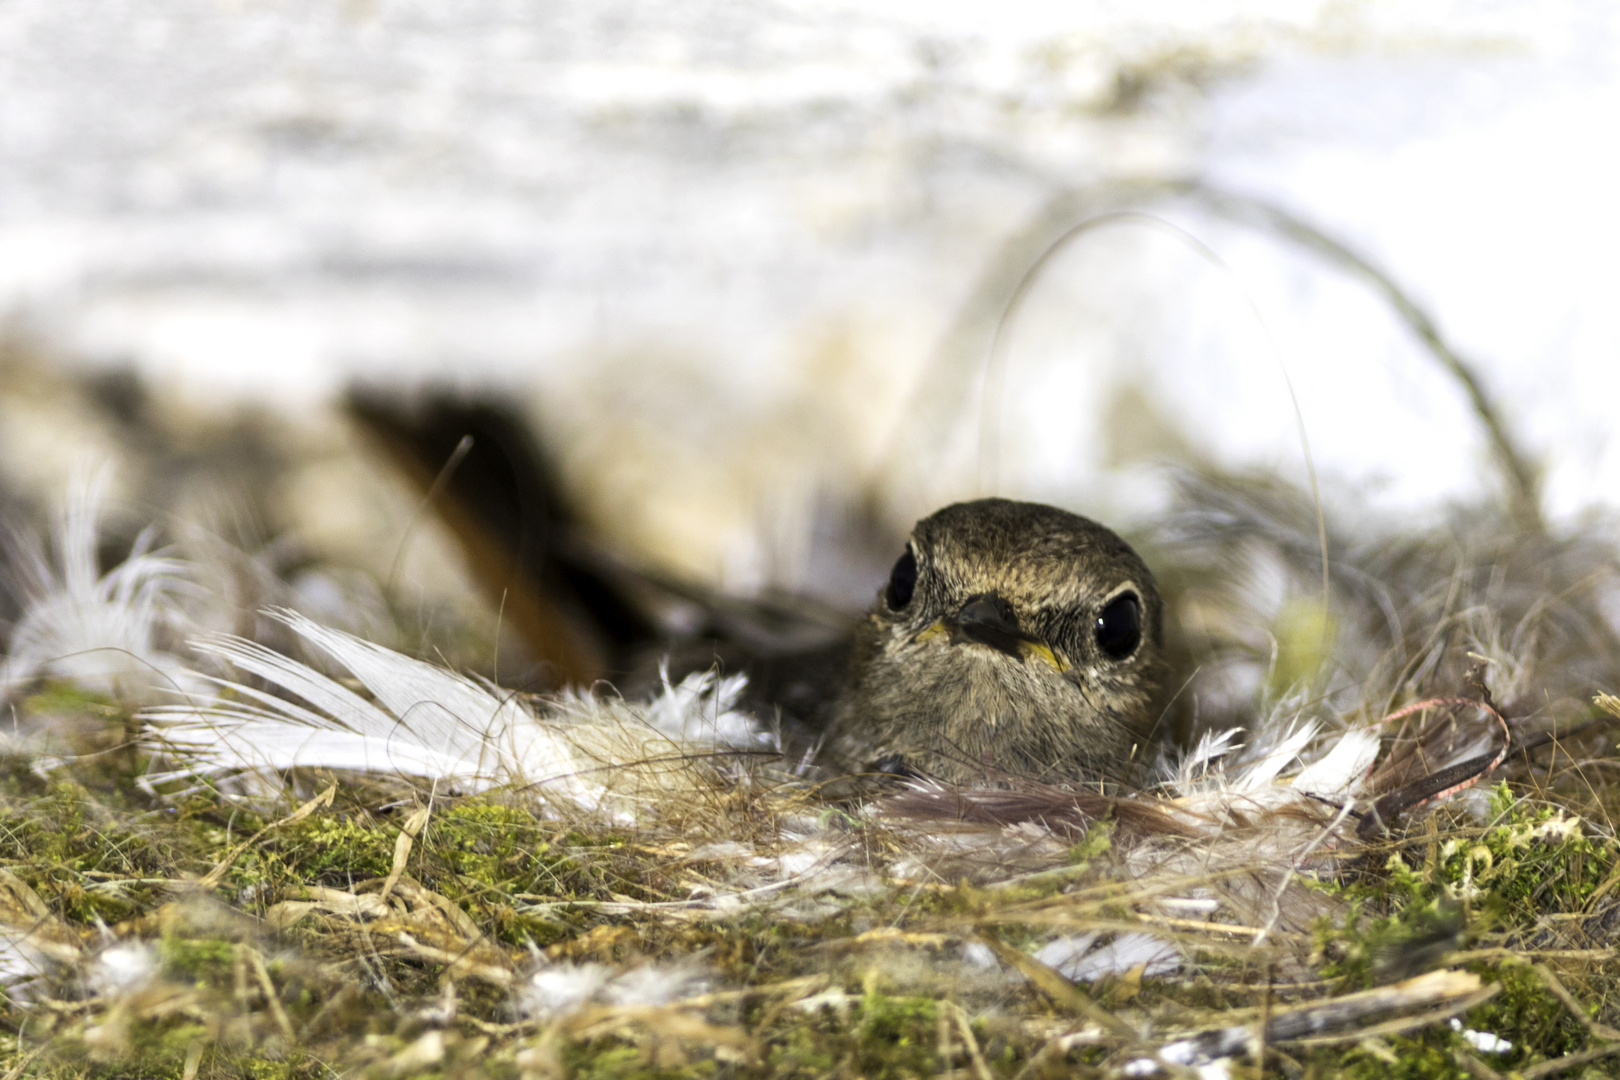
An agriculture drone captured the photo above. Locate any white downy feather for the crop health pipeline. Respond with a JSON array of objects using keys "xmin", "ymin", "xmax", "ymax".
[
  {"xmin": 1227, "ymin": 722, "xmax": 1319, "ymax": 792},
  {"xmin": 1168, "ymin": 727, "xmax": 1245, "ymax": 790},
  {"xmin": 142, "ymin": 609, "xmax": 764, "ymax": 821},
  {"xmin": 1289, "ymin": 728, "xmax": 1381, "ymax": 796},
  {"xmin": 1154, "ymin": 721, "xmax": 1372, "ymax": 860}
]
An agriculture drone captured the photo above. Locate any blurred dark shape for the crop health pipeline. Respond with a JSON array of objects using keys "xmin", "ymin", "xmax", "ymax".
[
  {"xmin": 82, "ymin": 366, "xmax": 149, "ymax": 429},
  {"xmin": 1372, "ymin": 900, "xmax": 1466, "ymax": 984},
  {"xmin": 347, "ymin": 391, "xmax": 656, "ymax": 688},
  {"xmin": 346, "ymin": 391, "xmax": 853, "ymax": 743}
]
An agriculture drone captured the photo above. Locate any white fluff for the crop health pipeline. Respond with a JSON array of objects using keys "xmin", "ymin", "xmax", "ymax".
[
  {"xmin": 0, "ymin": 469, "xmax": 194, "ymax": 700},
  {"xmin": 517, "ymin": 963, "xmax": 614, "ymax": 1019},
  {"xmin": 602, "ymin": 961, "xmax": 710, "ymax": 1007},
  {"xmin": 641, "ymin": 660, "xmax": 765, "ymax": 747},
  {"xmin": 87, "ymin": 942, "xmax": 158, "ymax": 997},
  {"xmin": 1229, "ymin": 722, "xmax": 1319, "ymax": 793},
  {"xmin": 1170, "ymin": 727, "xmax": 1244, "ymax": 788},
  {"xmin": 1035, "ymin": 932, "xmax": 1181, "ymax": 982},
  {"xmin": 515, "ymin": 961, "xmax": 709, "ymax": 1020},
  {"xmin": 1451, "ymin": 1019, "xmax": 1512, "ymax": 1054}
]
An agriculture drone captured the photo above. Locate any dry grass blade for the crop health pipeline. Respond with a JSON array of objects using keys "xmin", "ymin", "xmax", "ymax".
[
  {"xmin": 179, "ymin": 1037, "xmax": 204, "ymax": 1080},
  {"xmin": 1269, "ymin": 970, "xmax": 1490, "ymax": 1040},
  {"xmin": 0, "ymin": 1041, "xmax": 52, "ymax": 1080},
  {"xmin": 243, "ymin": 945, "xmax": 296, "ymax": 1042},
  {"xmin": 564, "ymin": 1004, "xmax": 761, "ymax": 1063},
  {"xmin": 1454, "ymin": 1051, "xmax": 1505, "ymax": 1080},
  {"xmin": 380, "ymin": 804, "xmax": 432, "ymax": 902},
  {"xmin": 1134, "ymin": 913, "xmax": 1267, "ymax": 936},
  {"xmin": 393, "ymin": 932, "xmax": 514, "ymax": 987},
  {"xmin": 1447, "ymin": 949, "xmax": 1619, "ymax": 964}
]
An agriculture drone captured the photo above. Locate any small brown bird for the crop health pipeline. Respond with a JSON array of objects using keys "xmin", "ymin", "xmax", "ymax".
[
  {"xmin": 351, "ymin": 395, "xmax": 1167, "ymax": 788},
  {"xmin": 826, "ymin": 499, "xmax": 1165, "ymax": 786}
]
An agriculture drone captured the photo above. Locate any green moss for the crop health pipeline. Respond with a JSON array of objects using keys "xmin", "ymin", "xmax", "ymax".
[
  {"xmin": 238, "ymin": 1059, "xmax": 299, "ymax": 1080},
  {"xmin": 1462, "ymin": 962, "xmax": 1587, "ymax": 1067},
  {"xmin": 768, "ymin": 1025, "xmax": 839, "ymax": 1076},
  {"xmin": 1322, "ymin": 785, "xmax": 1616, "ymax": 974},
  {"xmin": 41, "ymin": 1018, "xmax": 209, "ymax": 1080},
  {"xmin": 160, "ymin": 936, "xmax": 238, "ymax": 984},
  {"xmin": 1335, "ymin": 1035, "xmax": 1458, "ymax": 1080},
  {"xmin": 1069, "ymin": 818, "xmax": 1114, "ymax": 863},
  {"xmin": 1307, "ymin": 782, "xmax": 1617, "ymax": 1074},
  {"xmin": 21, "ymin": 682, "xmax": 120, "ymax": 719},
  {"xmin": 280, "ymin": 815, "xmax": 398, "ymax": 881},
  {"xmin": 1313, "ymin": 894, "xmax": 1464, "ymax": 988},
  {"xmin": 430, "ymin": 802, "xmax": 571, "ymax": 897},
  {"xmin": 1428, "ymin": 785, "xmax": 1614, "ymax": 910},
  {"xmin": 762, "ymin": 990, "xmax": 943, "ymax": 1080},
  {"xmin": 0, "ymin": 781, "xmax": 204, "ymax": 922}
]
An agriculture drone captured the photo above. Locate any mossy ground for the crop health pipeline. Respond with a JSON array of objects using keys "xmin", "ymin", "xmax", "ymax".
[{"xmin": 3, "ymin": 686, "xmax": 1620, "ymax": 1079}]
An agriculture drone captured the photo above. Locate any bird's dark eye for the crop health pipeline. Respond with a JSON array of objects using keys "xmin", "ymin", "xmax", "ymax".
[
  {"xmin": 1095, "ymin": 593, "xmax": 1142, "ymax": 659},
  {"xmin": 885, "ymin": 547, "xmax": 918, "ymax": 611}
]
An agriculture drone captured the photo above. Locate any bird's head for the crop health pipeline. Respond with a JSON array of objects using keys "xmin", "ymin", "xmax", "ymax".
[{"xmin": 838, "ymin": 498, "xmax": 1166, "ymax": 785}]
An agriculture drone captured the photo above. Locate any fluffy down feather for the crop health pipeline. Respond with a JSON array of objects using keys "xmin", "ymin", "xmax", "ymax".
[{"xmin": 0, "ymin": 469, "xmax": 194, "ymax": 701}]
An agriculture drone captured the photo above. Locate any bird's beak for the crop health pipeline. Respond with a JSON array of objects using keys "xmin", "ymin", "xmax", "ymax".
[{"xmin": 913, "ymin": 592, "xmax": 1070, "ymax": 673}]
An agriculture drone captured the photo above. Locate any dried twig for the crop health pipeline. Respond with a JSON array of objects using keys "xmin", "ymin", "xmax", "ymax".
[{"xmin": 1158, "ymin": 969, "xmax": 1496, "ymax": 1064}]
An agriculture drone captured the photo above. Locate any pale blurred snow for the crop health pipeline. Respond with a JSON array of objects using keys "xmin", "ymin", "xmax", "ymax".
[{"xmin": 1, "ymin": 0, "xmax": 1618, "ymax": 586}]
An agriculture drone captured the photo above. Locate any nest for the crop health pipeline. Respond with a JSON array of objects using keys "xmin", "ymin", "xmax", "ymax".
[{"xmin": 0, "ymin": 459, "xmax": 1617, "ymax": 1080}]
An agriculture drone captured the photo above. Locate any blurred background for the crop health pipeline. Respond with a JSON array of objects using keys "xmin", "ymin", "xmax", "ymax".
[{"xmin": 1, "ymin": 0, "xmax": 1617, "ymax": 680}]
